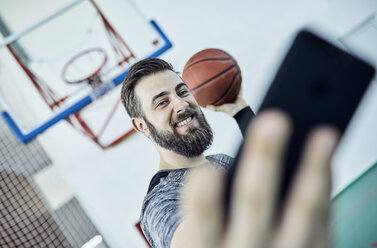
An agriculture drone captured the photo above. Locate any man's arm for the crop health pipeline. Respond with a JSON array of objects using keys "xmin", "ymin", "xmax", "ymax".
[
  {"xmin": 206, "ymin": 94, "xmax": 255, "ymax": 137},
  {"xmin": 233, "ymin": 105, "xmax": 255, "ymax": 137}
]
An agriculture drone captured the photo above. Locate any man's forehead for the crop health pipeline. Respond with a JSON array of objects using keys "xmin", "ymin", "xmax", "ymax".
[{"xmin": 135, "ymin": 70, "xmax": 185, "ymax": 99}]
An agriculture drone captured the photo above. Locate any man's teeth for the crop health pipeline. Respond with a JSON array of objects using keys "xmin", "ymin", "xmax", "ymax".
[{"xmin": 176, "ymin": 116, "xmax": 192, "ymax": 127}]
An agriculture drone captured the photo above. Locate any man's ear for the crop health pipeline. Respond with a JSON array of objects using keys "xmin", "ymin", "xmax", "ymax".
[{"xmin": 131, "ymin": 117, "xmax": 150, "ymax": 137}]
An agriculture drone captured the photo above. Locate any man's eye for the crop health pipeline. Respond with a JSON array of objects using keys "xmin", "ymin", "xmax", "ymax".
[
  {"xmin": 157, "ymin": 100, "xmax": 167, "ymax": 107},
  {"xmin": 178, "ymin": 90, "xmax": 189, "ymax": 96}
]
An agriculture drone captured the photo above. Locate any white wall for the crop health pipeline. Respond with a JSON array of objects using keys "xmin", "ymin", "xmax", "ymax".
[{"xmin": 1, "ymin": 0, "xmax": 377, "ymax": 247}]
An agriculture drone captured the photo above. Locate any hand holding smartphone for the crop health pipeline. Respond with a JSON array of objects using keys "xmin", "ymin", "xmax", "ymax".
[{"xmin": 225, "ymin": 29, "xmax": 375, "ymax": 216}]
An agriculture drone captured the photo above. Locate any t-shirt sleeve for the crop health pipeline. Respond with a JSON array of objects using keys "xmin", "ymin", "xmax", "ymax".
[
  {"xmin": 140, "ymin": 181, "xmax": 182, "ymax": 248},
  {"xmin": 233, "ymin": 106, "xmax": 255, "ymax": 137}
]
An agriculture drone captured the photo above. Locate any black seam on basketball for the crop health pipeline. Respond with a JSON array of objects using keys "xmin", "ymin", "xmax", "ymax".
[
  {"xmin": 191, "ymin": 63, "xmax": 238, "ymax": 92},
  {"xmin": 211, "ymin": 71, "xmax": 241, "ymax": 105},
  {"xmin": 185, "ymin": 57, "xmax": 233, "ymax": 71}
]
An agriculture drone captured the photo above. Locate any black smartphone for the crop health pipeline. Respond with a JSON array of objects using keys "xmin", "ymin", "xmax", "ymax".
[{"xmin": 225, "ymin": 29, "xmax": 375, "ymax": 216}]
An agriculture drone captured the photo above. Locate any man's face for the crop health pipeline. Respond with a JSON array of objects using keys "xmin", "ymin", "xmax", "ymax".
[{"xmin": 134, "ymin": 70, "xmax": 213, "ymax": 157}]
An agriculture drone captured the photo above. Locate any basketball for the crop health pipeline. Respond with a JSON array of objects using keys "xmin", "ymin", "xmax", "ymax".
[{"xmin": 182, "ymin": 48, "xmax": 242, "ymax": 107}]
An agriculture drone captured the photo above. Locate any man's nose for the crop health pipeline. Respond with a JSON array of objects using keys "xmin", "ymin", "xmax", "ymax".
[{"xmin": 172, "ymin": 95, "xmax": 189, "ymax": 114}]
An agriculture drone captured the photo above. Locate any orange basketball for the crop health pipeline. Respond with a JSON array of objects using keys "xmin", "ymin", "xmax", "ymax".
[{"xmin": 182, "ymin": 48, "xmax": 241, "ymax": 107}]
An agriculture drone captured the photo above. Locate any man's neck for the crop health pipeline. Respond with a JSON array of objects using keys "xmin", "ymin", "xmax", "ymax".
[{"xmin": 157, "ymin": 147, "xmax": 207, "ymax": 171}]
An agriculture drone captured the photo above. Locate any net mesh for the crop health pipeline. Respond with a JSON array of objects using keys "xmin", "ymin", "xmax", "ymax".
[{"xmin": 0, "ymin": 118, "xmax": 108, "ymax": 247}]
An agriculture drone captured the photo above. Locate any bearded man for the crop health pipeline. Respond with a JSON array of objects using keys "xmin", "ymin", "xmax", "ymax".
[{"xmin": 121, "ymin": 58, "xmax": 254, "ymax": 248}]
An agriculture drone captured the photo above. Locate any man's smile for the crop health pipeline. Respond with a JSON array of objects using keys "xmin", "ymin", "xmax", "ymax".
[
  {"xmin": 174, "ymin": 115, "xmax": 199, "ymax": 135},
  {"xmin": 171, "ymin": 107, "xmax": 198, "ymax": 133},
  {"xmin": 176, "ymin": 116, "xmax": 193, "ymax": 127}
]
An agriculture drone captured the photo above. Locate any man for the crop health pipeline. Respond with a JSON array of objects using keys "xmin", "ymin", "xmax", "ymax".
[{"xmin": 121, "ymin": 58, "xmax": 253, "ymax": 247}]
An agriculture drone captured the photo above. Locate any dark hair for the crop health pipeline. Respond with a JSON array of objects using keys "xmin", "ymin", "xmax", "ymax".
[{"xmin": 121, "ymin": 58, "xmax": 175, "ymax": 118}]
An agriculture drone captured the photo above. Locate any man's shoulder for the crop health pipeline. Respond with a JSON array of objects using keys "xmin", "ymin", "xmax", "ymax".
[
  {"xmin": 140, "ymin": 153, "xmax": 234, "ymax": 212},
  {"xmin": 206, "ymin": 153, "xmax": 234, "ymax": 172},
  {"xmin": 145, "ymin": 153, "xmax": 234, "ymax": 194},
  {"xmin": 140, "ymin": 154, "xmax": 234, "ymax": 246},
  {"xmin": 146, "ymin": 168, "xmax": 188, "ymax": 195}
]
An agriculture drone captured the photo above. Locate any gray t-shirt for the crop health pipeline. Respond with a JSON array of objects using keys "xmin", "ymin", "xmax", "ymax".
[{"xmin": 140, "ymin": 154, "xmax": 234, "ymax": 248}]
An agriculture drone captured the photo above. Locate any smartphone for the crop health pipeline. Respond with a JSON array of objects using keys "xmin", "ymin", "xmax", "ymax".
[{"xmin": 225, "ymin": 29, "xmax": 375, "ymax": 216}]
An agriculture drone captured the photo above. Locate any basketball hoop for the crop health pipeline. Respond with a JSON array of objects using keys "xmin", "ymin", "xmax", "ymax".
[{"xmin": 61, "ymin": 48, "xmax": 108, "ymax": 89}]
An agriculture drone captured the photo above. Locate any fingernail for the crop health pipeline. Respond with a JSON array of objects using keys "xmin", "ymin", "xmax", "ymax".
[
  {"xmin": 312, "ymin": 127, "xmax": 339, "ymax": 156},
  {"xmin": 254, "ymin": 111, "xmax": 291, "ymax": 141}
]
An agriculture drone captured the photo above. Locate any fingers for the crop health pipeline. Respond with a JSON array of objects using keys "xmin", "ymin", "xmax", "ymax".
[
  {"xmin": 206, "ymin": 104, "xmax": 235, "ymax": 116},
  {"xmin": 206, "ymin": 104, "xmax": 222, "ymax": 112},
  {"xmin": 224, "ymin": 111, "xmax": 292, "ymax": 248},
  {"xmin": 234, "ymin": 93, "xmax": 247, "ymax": 107},
  {"xmin": 206, "ymin": 93, "xmax": 247, "ymax": 117},
  {"xmin": 206, "ymin": 101, "xmax": 247, "ymax": 116},
  {"xmin": 275, "ymin": 127, "xmax": 339, "ymax": 248},
  {"xmin": 181, "ymin": 167, "xmax": 225, "ymax": 248}
]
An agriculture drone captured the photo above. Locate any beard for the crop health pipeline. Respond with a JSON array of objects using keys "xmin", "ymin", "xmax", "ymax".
[{"xmin": 143, "ymin": 107, "xmax": 213, "ymax": 158}]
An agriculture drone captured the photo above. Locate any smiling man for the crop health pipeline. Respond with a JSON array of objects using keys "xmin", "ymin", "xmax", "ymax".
[
  {"xmin": 132, "ymin": 69, "xmax": 214, "ymax": 164},
  {"xmin": 121, "ymin": 58, "xmax": 254, "ymax": 248}
]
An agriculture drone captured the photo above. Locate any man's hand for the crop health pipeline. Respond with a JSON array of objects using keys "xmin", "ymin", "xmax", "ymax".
[
  {"xmin": 181, "ymin": 110, "xmax": 339, "ymax": 248},
  {"xmin": 206, "ymin": 94, "xmax": 248, "ymax": 117}
]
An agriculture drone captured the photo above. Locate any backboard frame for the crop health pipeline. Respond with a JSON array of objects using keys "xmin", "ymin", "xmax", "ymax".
[{"xmin": 0, "ymin": 17, "xmax": 172, "ymax": 145}]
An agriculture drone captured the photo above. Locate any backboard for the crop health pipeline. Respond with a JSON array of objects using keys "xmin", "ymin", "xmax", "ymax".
[{"xmin": 0, "ymin": 0, "xmax": 172, "ymax": 148}]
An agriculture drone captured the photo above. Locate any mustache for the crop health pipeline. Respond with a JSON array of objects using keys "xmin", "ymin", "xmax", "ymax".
[{"xmin": 171, "ymin": 107, "xmax": 197, "ymax": 127}]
